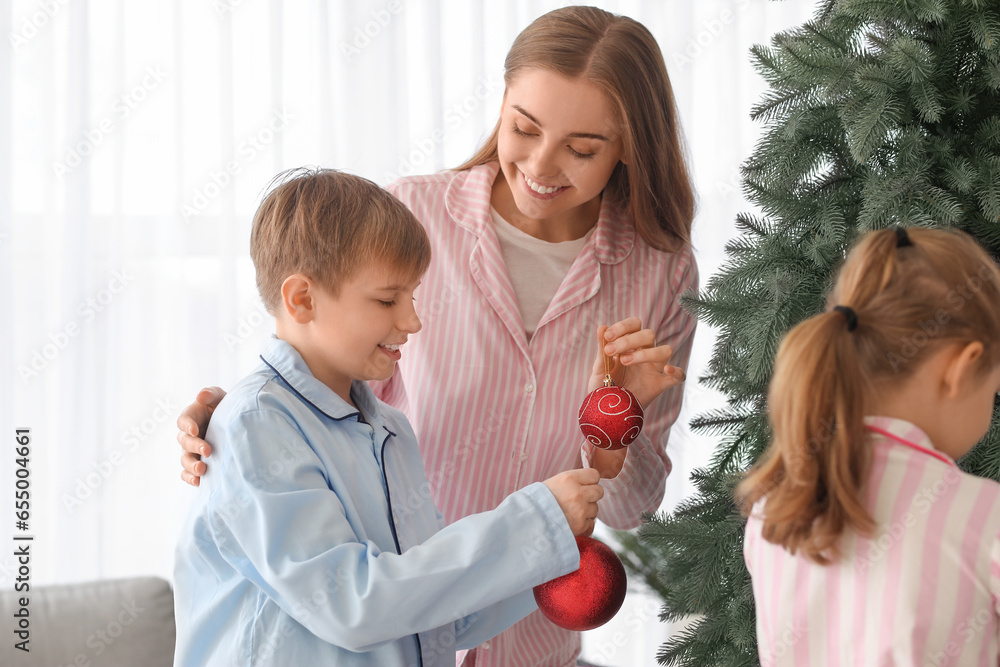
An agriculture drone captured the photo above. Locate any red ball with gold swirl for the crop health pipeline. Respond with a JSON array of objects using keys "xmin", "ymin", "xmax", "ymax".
[{"xmin": 577, "ymin": 385, "xmax": 644, "ymax": 450}]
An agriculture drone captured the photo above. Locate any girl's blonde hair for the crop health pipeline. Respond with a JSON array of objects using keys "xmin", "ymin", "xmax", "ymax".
[
  {"xmin": 456, "ymin": 5, "xmax": 693, "ymax": 253},
  {"xmin": 737, "ymin": 228, "xmax": 1000, "ymax": 564}
]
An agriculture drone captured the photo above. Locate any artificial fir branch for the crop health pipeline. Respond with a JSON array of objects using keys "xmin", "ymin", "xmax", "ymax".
[{"xmin": 613, "ymin": 2, "xmax": 1000, "ymax": 664}]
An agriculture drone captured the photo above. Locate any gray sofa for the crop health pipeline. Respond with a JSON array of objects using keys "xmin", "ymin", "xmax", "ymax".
[{"xmin": 0, "ymin": 576, "xmax": 175, "ymax": 666}]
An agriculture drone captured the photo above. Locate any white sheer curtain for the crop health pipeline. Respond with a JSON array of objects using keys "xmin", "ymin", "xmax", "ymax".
[{"xmin": 1, "ymin": 1, "xmax": 814, "ymax": 664}]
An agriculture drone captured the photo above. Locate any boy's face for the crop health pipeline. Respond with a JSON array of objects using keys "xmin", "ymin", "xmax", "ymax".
[{"xmin": 303, "ymin": 263, "xmax": 422, "ymax": 401}]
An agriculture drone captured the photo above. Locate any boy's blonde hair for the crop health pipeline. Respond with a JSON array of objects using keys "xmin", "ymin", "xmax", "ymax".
[
  {"xmin": 456, "ymin": 5, "xmax": 693, "ymax": 253},
  {"xmin": 250, "ymin": 168, "xmax": 431, "ymax": 313},
  {"xmin": 737, "ymin": 227, "xmax": 1000, "ymax": 564}
]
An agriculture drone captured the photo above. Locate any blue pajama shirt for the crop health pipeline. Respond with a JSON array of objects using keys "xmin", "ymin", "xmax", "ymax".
[{"xmin": 173, "ymin": 337, "xmax": 579, "ymax": 666}]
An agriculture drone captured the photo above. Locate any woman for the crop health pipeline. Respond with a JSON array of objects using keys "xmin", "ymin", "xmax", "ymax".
[{"xmin": 178, "ymin": 7, "xmax": 696, "ymax": 665}]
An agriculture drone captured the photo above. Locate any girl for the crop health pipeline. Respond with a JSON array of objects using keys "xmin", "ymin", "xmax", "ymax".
[
  {"xmin": 739, "ymin": 227, "xmax": 1000, "ymax": 665},
  {"xmin": 179, "ymin": 7, "xmax": 697, "ymax": 666}
]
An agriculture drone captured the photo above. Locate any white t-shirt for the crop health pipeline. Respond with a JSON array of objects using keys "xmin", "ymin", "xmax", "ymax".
[{"xmin": 490, "ymin": 207, "xmax": 594, "ymax": 337}]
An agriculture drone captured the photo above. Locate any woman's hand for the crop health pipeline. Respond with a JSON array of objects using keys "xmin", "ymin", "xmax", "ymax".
[
  {"xmin": 585, "ymin": 318, "xmax": 685, "ymax": 479},
  {"xmin": 589, "ymin": 447, "xmax": 626, "ymax": 479},
  {"xmin": 177, "ymin": 387, "xmax": 226, "ymax": 486},
  {"xmin": 587, "ymin": 318, "xmax": 685, "ymax": 409}
]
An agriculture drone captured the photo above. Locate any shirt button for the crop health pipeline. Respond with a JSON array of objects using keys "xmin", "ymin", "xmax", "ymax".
[
  {"xmin": 482, "ymin": 642, "xmax": 491, "ymax": 650},
  {"xmin": 524, "ymin": 382, "xmax": 534, "ymax": 393},
  {"xmin": 520, "ymin": 452, "xmax": 529, "ymax": 462}
]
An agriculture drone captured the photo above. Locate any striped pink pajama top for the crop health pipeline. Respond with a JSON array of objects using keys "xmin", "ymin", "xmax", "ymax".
[
  {"xmin": 745, "ymin": 416, "xmax": 1000, "ymax": 666},
  {"xmin": 372, "ymin": 163, "xmax": 698, "ymax": 666}
]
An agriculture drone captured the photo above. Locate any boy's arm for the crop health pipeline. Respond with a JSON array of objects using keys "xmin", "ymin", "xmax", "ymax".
[
  {"xmin": 209, "ymin": 409, "xmax": 579, "ymax": 653},
  {"xmin": 451, "ymin": 591, "xmax": 538, "ymax": 650}
]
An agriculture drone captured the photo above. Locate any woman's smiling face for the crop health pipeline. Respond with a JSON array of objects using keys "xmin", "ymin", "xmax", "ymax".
[{"xmin": 494, "ymin": 68, "xmax": 625, "ymax": 237}]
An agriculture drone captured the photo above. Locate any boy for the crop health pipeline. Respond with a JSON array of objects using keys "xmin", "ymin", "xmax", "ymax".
[{"xmin": 172, "ymin": 168, "xmax": 602, "ymax": 667}]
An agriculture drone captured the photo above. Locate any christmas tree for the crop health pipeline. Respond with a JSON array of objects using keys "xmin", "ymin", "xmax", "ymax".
[{"xmin": 619, "ymin": 1, "xmax": 1000, "ymax": 664}]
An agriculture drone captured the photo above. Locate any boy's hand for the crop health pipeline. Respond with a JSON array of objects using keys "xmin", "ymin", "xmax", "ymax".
[
  {"xmin": 177, "ymin": 387, "xmax": 226, "ymax": 486},
  {"xmin": 543, "ymin": 468, "xmax": 604, "ymax": 536},
  {"xmin": 588, "ymin": 319, "xmax": 685, "ymax": 410}
]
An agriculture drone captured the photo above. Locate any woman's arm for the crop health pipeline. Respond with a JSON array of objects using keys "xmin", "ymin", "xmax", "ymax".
[
  {"xmin": 177, "ymin": 387, "xmax": 226, "ymax": 486},
  {"xmin": 582, "ymin": 259, "xmax": 698, "ymax": 528}
]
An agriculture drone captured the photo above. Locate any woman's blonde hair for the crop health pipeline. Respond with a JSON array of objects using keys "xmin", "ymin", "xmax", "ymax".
[
  {"xmin": 456, "ymin": 5, "xmax": 693, "ymax": 253},
  {"xmin": 737, "ymin": 227, "xmax": 1000, "ymax": 564},
  {"xmin": 251, "ymin": 168, "xmax": 431, "ymax": 313}
]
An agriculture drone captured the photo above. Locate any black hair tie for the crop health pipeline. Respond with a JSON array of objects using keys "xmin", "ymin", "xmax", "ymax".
[
  {"xmin": 895, "ymin": 226, "xmax": 912, "ymax": 248},
  {"xmin": 833, "ymin": 305, "xmax": 859, "ymax": 332}
]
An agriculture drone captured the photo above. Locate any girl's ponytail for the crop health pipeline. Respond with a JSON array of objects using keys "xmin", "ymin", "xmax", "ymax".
[
  {"xmin": 738, "ymin": 227, "xmax": 1000, "ymax": 564},
  {"xmin": 736, "ymin": 308, "xmax": 875, "ymax": 564}
]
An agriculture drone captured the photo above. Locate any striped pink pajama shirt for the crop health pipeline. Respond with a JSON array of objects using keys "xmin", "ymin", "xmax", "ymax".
[
  {"xmin": 745, "ymin": 416, "xmax": 1000, "ymax": 666},
  {"xmin": 372, "ymin": 163, "xmax": 698, "ymax": 666}
]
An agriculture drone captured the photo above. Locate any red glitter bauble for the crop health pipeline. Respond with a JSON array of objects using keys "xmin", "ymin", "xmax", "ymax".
[
  {"xmin": 578, "ymin": 385, "xmax": 644, "ymax": 450},
  {"xmin": 533, "ymin": 536, "xmax": 627, "ymax": 631}
]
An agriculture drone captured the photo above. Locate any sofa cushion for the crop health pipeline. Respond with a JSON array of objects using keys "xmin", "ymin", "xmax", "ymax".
[{"xmin": 0, "ymin": 576, "xmax": 175, "ymax": 667}]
